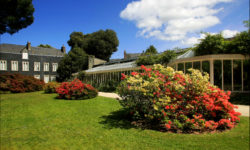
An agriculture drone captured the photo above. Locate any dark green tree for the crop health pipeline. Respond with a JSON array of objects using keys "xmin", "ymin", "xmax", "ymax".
[
  {"xmin": 136, "ymin": 54, "xmax": 159, "ymax": 66},
  {"xmin": 226, "ymin": 31, "xmax": 250, "ymax": 55},
  {"xmin": 67, "ymin": 32, "xmax": 86, "ymax": 48},
  {"xmin": 144, "ymin": 45, "xmax": 158, "ymax": 55},
  {"xmin": 57, "ymin": 47, "xmax": 88, "ymax": 81},
  {"xmin": 136, "ymin": 50, "xmax": 177, "ymax": 66},
  {"xmin": 57, "ymin": 55, "xmax": 72, "ymax": 82},
  {"xmin": 38, "ymin": 44, "xmax": 54, "ymax": 48},
  {"xmin": 69, "ymin": 47, "xmax": 88, "ymax": 72},
  {"xmin": 160, "ymin": 50, "xmax": 177, "ymax": 65},
  {"xmin": 0, "ymin": 0, "xmax": 34, "ymax": 34},
  {"xmin": 67, "ymin": 29, "xmax": 119, "ymax": 61},
  {"xmin": 194, "ymin": 33, "xmax": 226, "ymax": 56}
]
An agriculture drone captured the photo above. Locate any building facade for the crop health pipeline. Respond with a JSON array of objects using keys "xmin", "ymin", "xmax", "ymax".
[{"xmin": 0, "ymin": 42, "xmax": 65, "ymax": 83}]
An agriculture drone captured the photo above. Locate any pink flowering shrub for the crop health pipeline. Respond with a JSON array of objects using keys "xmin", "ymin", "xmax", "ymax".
[
  {"xmin": 56, "ymin": 79, "xmax": 98, "ymax": 100},
  {"xmin": 117, "ymin": 64, "xmax": 240, "ymax": 133}
]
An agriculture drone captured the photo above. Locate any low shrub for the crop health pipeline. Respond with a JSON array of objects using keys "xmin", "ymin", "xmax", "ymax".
[
  {"xmin": 97, "ymin": 80, "xmax": 120, "ymax": 92},
  {"xmin": 44, "ymin": 82, "xmax": 61, "ymax": 93},
  {"xmin": 0, "ymin": 73, "xmax": 45, "ymax": 93},
  {"xmin": 56, "ymin": 79, "xmax": 98, "ymax": 100},
  {"xmin": 117, "ymin": 64, "xmax": 240, "ymax": 133}
]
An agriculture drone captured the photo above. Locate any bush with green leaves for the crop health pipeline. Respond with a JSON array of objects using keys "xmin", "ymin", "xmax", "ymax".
[
  {"xmin": 44, "ymin": 82, "xmax": 61, "ymax": 93},
  {"xmin": 136, "ymin": 50, "xmax": 176, "ymax": 66},
  {"xmin": 97, "ymin": 80, "xmax": 120, "ymax": 92},
  {"xmin": 117, "ymin": 64, "xmax": 240, "ymax": 133}
]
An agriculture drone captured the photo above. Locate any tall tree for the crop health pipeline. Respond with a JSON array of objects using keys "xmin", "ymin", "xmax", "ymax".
[
  {"xmin": 57, "ymin": 55, "xmax": 72, "ymax": 82},
  {"xmin": 67, "ymin": 32, "xmax": 86, "ymax": 48},
  {"xmin": 145, "ymin": 45, "xmax": 158, "ymax": 55},
  {"xmin": 67, "ymin": 29, "xmax": 119, "ymax": 61},
  {"xmin": 0, "ymin": 0, "xmax": 34, "ymax": 34},
  {"xmin": 226, "ymin": 31, "xmax": 250, "ymax": 55},
  {"xmin": 194, "ymin": 33, "xmax": 226, "ymax": 56},
  {"xmin": 57, "ymin": 47, "xmax": 88, "ymax": 81}
]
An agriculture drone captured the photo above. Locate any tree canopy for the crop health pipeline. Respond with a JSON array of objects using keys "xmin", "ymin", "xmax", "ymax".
[
  {"xmin": 194, "ymin": 31, "xmax": 250, "ymax": 56},
  {"xmin": 57, "ymin": 47, "xmax": 88, "ymax": 82},
  {"xmin": 68, "ymin": 29, "xmax": 119, "ymax": 61},
  {"xmin": 226, "ymin": 31, "xmax": 250, "ymax": 55},
  {"xmin": 57, "ymin": 29, "xmax": 119, "ymax": 81},
  {"xmin": 144, "ymin": 45, "xmax": 158, "ymax": 55},
  {"xmin": 38, "ymin": 44, "xmax": 54, "ymax": 48},
  {"xmin": 0, "ymin": 0, "xmax": 34, "ymax": 35},
  {"xmin": 194, "ymin": 33, "xmax": 226, "ymax": 56},
  {"xmin": 136, "ymin": 50, "xmax": 176, "ymax": 66}
]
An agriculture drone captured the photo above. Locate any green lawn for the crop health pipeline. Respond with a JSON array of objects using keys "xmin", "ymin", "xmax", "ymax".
[{"xmin": 0, "ymin": 92, "xmax": 249, "ymax": 150}]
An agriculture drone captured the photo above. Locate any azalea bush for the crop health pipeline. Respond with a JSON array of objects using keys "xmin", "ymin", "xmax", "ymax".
[
  {"xmin": 44, "ymin": 82, "xmax": 61, "ymax": 93},
  {"xmin": 117, "ymin": 64, "xmax": 241, "ymax": 133},
  {"xmin": 0, "ymin": 73, "xmax": 44, "ymax": 93},
  {"xmin": 56, "ymin": 79, "xmax": 98, "ymax": 100}
]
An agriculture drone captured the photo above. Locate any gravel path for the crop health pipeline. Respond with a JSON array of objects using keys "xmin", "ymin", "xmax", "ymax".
[
  {"xmin": 235, "ymin": 105, "xmax": 249, "ymax": 117},
  {"xmin": 98, "ymin": 92, "xmax": 249, "ymax": 117}
]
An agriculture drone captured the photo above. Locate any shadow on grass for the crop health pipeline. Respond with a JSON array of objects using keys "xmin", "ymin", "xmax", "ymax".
[
  {"xmin": 99, "ymin": 109, "xmax": 135, "ymax": 130},
  {"xmin": 47, "ymin": 94, "xmax": 96, "ymax": 101}
]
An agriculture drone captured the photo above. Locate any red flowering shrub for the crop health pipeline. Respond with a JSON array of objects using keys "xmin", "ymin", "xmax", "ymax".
[
  {"xmin": 0, "ymin": 73, "xmax": 45, "ymax": 93},
  {"xmin": 56, "ymin": 79, "xmax": 98, "ymax": 100},
  {"xmin": 117, "ymin": 64, "xmax": 240, "ymax": 133}
]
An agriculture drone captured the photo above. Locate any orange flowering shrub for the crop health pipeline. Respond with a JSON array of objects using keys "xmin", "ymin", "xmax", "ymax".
[
  {"xmin": 56, "ymin": 79, "xmax": 98, "ymax": 100},
  {"xmin": 117, "ymin": 64, "xmax": 240, "ymax": 132},
  {"xmin": 44, "ymin": 82, "xmax": 61, "ymax": 93}
]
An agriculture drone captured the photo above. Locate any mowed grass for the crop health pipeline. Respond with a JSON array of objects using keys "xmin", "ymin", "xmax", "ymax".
[{"xmin": 0, "ymin": 92, "xmax": 249, "ymax": 150}]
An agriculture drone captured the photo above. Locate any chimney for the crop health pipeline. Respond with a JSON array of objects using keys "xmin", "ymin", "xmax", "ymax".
[
  {"xmin": 26, "ymin": 42, "xmax": 31, "ymax": 50},
  {"xmin": 124, "ymin": 50, "xmax": 127, "ymax": 59},
  {"xmin": 88, "ymin": 55, "xmax": 95, "ymax": 69},
  {"xmin": 61, "ymin": 45, "xmax": 66, "ymax": 54}
]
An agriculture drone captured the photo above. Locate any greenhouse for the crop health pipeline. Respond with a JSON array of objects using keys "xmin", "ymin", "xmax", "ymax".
[
  {"xmin": 80, "ymin": 50, "xmax": 250, "ymax": 93},
  {"xmin": 81, "ymin": 60, "xmax": 141, "ymax": 85},
  {"xmin": 168, "ymin": 51, "xmax": 250, "ymax": 92}
]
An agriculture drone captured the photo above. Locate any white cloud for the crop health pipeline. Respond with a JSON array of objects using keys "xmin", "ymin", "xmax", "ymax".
[
  {"xmin": 221, "ymin": 29, "xmax": 239, "ymax": 38},
  {"xmin": 120, "ymin": 0, "xmax": 232, "ymax": 41},
  {"xmin": 181, "ymin": 33, "xmax": 206, "ymax": 46},
  {"xmin": 182, "ymin": 29, "xmax": 239, "ymax": 46}
]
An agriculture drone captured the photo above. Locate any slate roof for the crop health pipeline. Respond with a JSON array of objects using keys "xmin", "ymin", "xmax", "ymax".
[
  {"xmin": 125, "ymin": 53, "xmax": 141, "ymax": 58},
  {"xmin": 0, "ymin": 43, "xmax": 65, "ymax": 57}
]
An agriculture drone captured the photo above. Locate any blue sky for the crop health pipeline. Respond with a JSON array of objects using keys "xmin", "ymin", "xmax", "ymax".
[{"xmin": 1, "ymin": 0, "xmax": 249, "ymax": 59}]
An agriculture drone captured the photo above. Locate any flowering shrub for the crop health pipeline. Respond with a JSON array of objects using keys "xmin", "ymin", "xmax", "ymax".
[
  {"xmin": 117, "ymin": 64, "xmax": 240, "ymax": 133},
  {"xmin": 44, "ymin": 82, "xmax": 61, "ymax": 93},
  {"xmin": 0, "ymin": 73, "xmax": 45, "ymax": 93},
  {"xmin": 56, "ymin": 79, "xmax": 98, "ymax": 100}
]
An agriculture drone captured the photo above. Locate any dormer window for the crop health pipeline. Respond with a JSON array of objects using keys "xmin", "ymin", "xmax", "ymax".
[{"xmin": 22, "ymin": 52, "xmax": 28, "ymax": 59}]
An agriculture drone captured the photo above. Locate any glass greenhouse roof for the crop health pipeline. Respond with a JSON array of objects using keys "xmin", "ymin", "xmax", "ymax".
[
  {"xmin": 177, "ymin": 50, "xmax": 195, "ymax": 59},
  {"xmin": 85, "ymin": 61, "xmax": 137, "ymax": 73}
]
